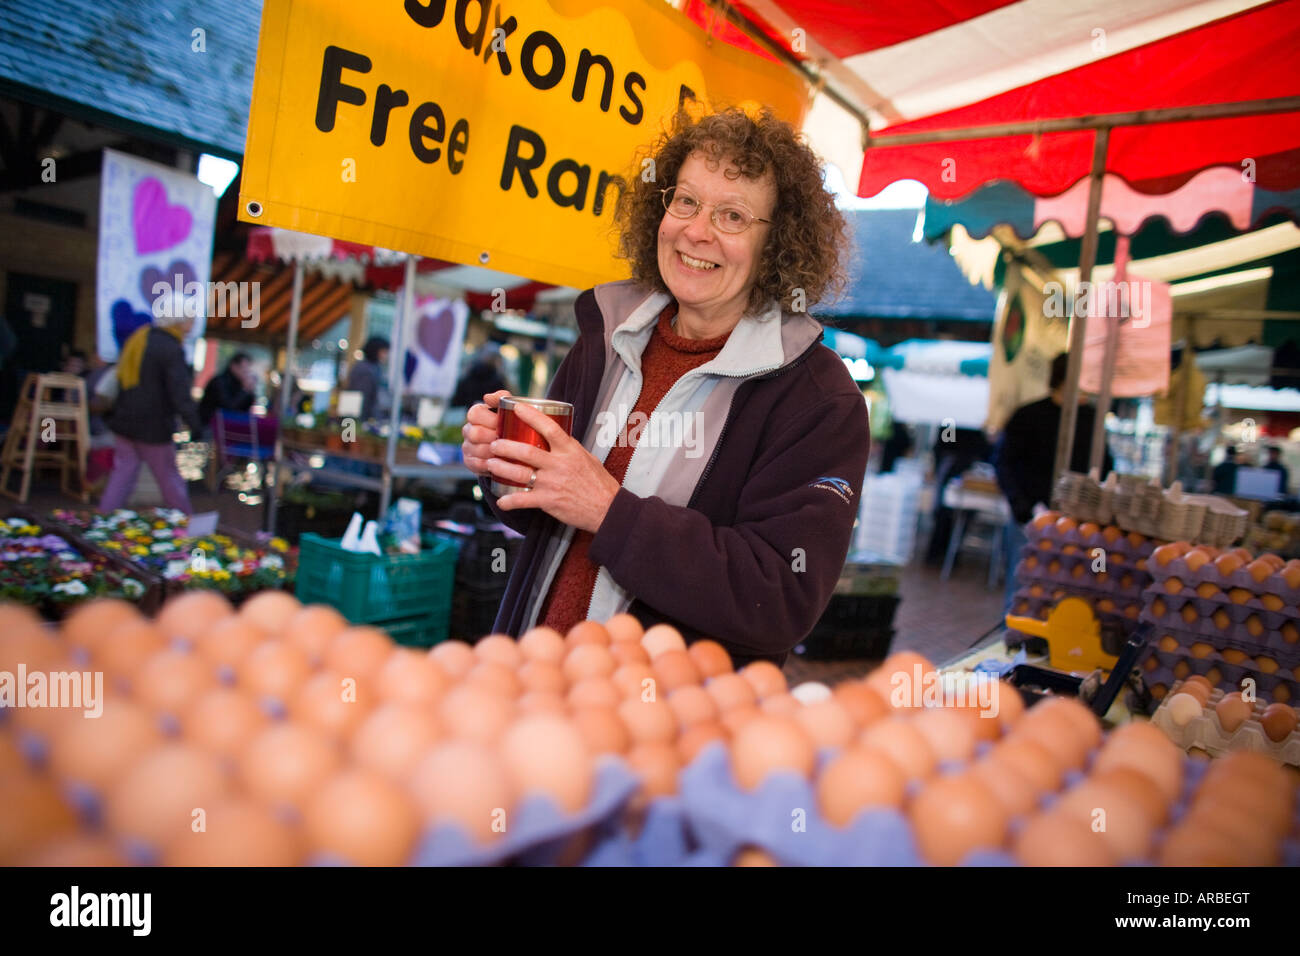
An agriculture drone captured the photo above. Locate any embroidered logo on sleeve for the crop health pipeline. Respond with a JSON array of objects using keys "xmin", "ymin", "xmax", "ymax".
[{"xmin": 808, "ymin": 476, "xmax": 854, "ymax": 504}]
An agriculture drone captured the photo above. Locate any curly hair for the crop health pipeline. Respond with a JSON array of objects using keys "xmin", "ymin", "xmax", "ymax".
[{"xmin": 615, "ymin": 106, "xmax": 848, "ymax": 316}]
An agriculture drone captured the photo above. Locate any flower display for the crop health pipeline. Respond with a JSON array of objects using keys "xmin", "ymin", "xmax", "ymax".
[
  {"xmin": 52, "ymin": 508, "xmax": 298, "ymax": 597},
  {"xmin": 0, "ymin": 516, "xmax": 149, "ymax": 612}
]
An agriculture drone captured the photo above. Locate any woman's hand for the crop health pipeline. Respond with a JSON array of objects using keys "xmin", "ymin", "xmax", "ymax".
[
  {"xmin": 487, "ymin": 400, "xmax": 621, "ymax": 533},
  {"xmin": 461, "ymin": 390, "xmax": 511, "ymax": 477}
]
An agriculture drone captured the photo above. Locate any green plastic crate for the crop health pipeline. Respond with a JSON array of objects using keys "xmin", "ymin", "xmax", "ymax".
[
  {"xmin": 380, "ymin": 610, "xmax": 451, "ymax": 648},
  {"xmin": 295, "ymin": 532, "xmax": 459, "ymax": 624}
]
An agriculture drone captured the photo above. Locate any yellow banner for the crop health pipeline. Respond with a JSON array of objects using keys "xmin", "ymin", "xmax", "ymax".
[{"xmin": 238, "ymin": 0, "xmax": 807, "ymax": 290}]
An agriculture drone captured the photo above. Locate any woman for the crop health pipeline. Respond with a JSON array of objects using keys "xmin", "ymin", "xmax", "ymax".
[
  {"xmin": 462, "ymin": 108, "xmax": 870, "ymax": 666},
  {"xmin": 100, "ymin": 313, "xmax": 202, "ymax": 514}
]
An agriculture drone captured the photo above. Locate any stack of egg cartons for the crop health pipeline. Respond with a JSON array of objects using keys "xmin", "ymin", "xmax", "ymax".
[
  {"xmin": 1009, "ymin": 511, "xmax": 1155, "ymax": 641},
  {"xmin": 854, "ymin": 467, "xmax": 922, "ymax": 565},
  {"xmin": 1139, "ymin": 542, "xmax": 1300, "ymax": 709}
]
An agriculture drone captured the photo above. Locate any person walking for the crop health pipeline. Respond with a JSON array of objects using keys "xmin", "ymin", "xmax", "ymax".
[{"xmin": 99, "ymin": 314, "xmax": 202, "ymax": 514}]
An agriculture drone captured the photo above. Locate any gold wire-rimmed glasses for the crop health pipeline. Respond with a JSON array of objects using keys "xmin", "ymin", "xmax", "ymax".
[{"xmin": 660, "ymin": 185, "xmax": 772, "ymax": 234}]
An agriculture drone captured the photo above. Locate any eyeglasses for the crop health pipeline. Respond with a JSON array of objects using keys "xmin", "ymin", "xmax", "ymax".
[{"xmin": 660, "ymin": 185, "xmax": 771, "ymax": 234}]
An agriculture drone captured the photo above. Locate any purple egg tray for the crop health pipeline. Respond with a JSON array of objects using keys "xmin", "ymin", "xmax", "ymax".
[
  {"xmin": 1025, "ymin": 525, "xmax": 1157, "ymax": 563},
  {"xmin": 1145, "ymin": 582, "xmax": 1300, "ymax": 632},
  {"xmin": 582, "ymin": 797, "xmax": 696, "ymax": 867},
  {"xmin": 1138, "ymin": 645, "xmax": 1300, "ymax": 705},
  {"xmin": 1146, "ymin": 551, "xmax": 1300, "ymax": 605},
  {"xmin": 1140, "ymin": 605, "xmax": 1300, "ymax": 668}
]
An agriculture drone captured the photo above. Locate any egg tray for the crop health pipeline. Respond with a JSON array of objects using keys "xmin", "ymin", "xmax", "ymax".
[
  {"xmin": 581, "ymin": 797, "xmax": 696, "ymax": 867},
  {"xmin": 407, "ymin": 759, "xmax": 640, "ymax": 867},
  {"xmin": 1151, "ymin": 679, "xmax": 1300, "ymax": 767},
  {"xmin": 1138, "ymin": 646, "xmax": 1300, "ymax": 710},
  {"xmin": 1024, "ymin": 524, "xmax": 1156, "ymax": 562},
  {"xmin": 1017, "ymin": 553, "xmax": 1150, "ymax": 601},
  {"xmin": 1144, "ymin": 551, "xmax": 1300, "ymax": 604},
  {"xmin": 1144, "ymin": 582, "xmax": 1300, "ymax": 630},
  {"xmin": 1140, "ymin": 603, "xmax": 1300, "ymax": 664}
]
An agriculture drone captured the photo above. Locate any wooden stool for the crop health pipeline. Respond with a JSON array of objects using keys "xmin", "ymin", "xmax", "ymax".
[{"xmin": 0, "ymin": 372, "xmax": 92, "ymax": 503}]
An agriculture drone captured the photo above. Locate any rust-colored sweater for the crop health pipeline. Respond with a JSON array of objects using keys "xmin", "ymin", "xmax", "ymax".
[{"xmin": 539, "ymin": 304, "xmax": 731, "ymax": 634}]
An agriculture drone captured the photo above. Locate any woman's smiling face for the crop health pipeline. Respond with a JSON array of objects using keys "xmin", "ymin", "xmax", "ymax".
[{"xmin": 657, "ymin": 152, "xmax": 776, "ymax": 325}]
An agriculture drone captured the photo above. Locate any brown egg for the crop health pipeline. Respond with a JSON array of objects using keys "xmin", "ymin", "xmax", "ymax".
[
  {"xmin": 375, "ymin": 648, "xmax": 449, "ymax": 706},
  {"xmin": 794, "ymin": 699, "xmax": 856, "ymax": 751},
  {"xmin": 612, "ymin": 662, "xmax": 656, "ymax": 700},
  {"xmin": 1273, "ymin": 683, "xmax": 1292, "ymax": 703},
  {"xmin": 668, "ymin": 685, "xmax": 718, "ymax": 727},
  {"xmin": 1195, "ymin": 581, "xmax": 1220, "ymax": 599},
  {"xmin": 1180, "ymin": 801, "xmax": 1280, "ymax": 865},
  {"xmin": 987, "ymin": 736, "xmax": 1061, "ymax": 795},
  {"xmin": 238, "ymin": 640, "xmax": 313, "ymax": 703},
  {"xmin": 617, "ymin": 697, "xmax": 677, "ymax": 745},
  {"xmin": 96, "ymin": 619, "xmax": 167, "ymax": 679},
  {"xmin": 678, "ymin": 721, "xmax": 728, "ymax": 763},
  {"xmin": 1214, "ymin": 692, "xmax": 1253, "ymax": 733},
  {"xmin": 566, "ymin": 620, "xmax": 611, "ymax": 648},
  {"xmin": 909, "ymin": 773, "xmax": 1009, "ymax": 866},
  {"xmin": 184, "ymin": 687, "xmax": 271, "ymax": 758},
  {"xmin": 1089, "ymin": 766, "xmax": 1171, "ymax": 827},
  {"xmin": 1183, "ymin": 550, "xmax": 1211, "ymax": 573},
  {"xmin": 570, "ymin": 706, "xmax": 630, "ymax": 755},
  {"xmin": 1014, "ymin": 810, "xmax": 1115, "ymax": 866},
  {"xmin": 730, "ymin": 715, "xmax": 816, "ymax": 790},
  {"xmin": 464, "ymin": 662, "xmax": 522, "ymax": 698},
  {"xmin": 1054, "ymin": 779, "xmax": 1155, "ymax": 862},
  {"xmin": 967, "ymin": 757, "xmax": 1039, "ymax": 817},
  {"xmin": 706, "ymin": 673, "xmax": 758, "ymax": 712},
  {"xmin": 760, "ymin": 693, "xmax": 801, "ymax": 717},
  {"xmin": 281, "ymin": 605, "xmax": 348, "ymax": 664},
  {"xmin": 1260, "ymin": 702, "xmax": 1297, "ymax": 742},
  {"xmin": 325, "ymin": 626, "xmax": 394, "ymax": 680},
  {"xmin": 719, "ymin": 705, "xmax": 761, "ymax": 736},
  {"xmin": 652, "ymin": 649, "xmax": 703, "ymax": 693},
  {"xmin": 740, "ymin": 661, "xmax": 787, "ymax": 699},
  {"xmin": 105, "ymin": 743, "xmax": 231, "ymax": 847},
  {"xmin": 568, "ymin": 678, "xmax": 621, "ymax": 710},
  {"xmin": 1164, "ymin": 576, "xmax": 1185, "ymax": 595},
  {"xmin": 609, "ymin": 642, "xmax": 651, "ymax": 667},
  {"xmin": 278, "ymin": 675, "xmax": 366, "ymax": 743},
  {"xmin": 0, "ymin": 733, "xmax": 24, "ymax": 775},
  {"xmin": 351, "ymin": 702, "xmax": 442, "ymax": 779},
  {"xmin": 163, "ymin": 799, "xmax": 303, "ymax": 866},
  {"xmin": 1034, "ymin": 697, "xmax": 1102, "ymax": 753},
  {"xmin": 19, "ymin": 834, "xmax": 126, "ymax": 867},
  {"xmin": 1179, "ymin": 604, "xmax": 1199, "ymax": 624},
  {"xmin": 156, "ymin": 590, "xmax": 234, "ymax": 642},
  {"xmin": 910, "ymin": 707, "xmax": 978, "ymax": 764},
  {"xmin": 626, "ymin": 742, "xmax": 681, "ymax": 800},
  {"xmin": 834, "ymin": 682, "xmax": 890, "ymax": 730},
  {"xmin": 518, "ymin": 626, "xmax": 566, "ymax": 664},
  {"xmin": 409, "ymin": 740, "xmax": 515, "ymax": 843},
  {"xmin": 133, "ymin": 647, "xmax": 217, "ymax": 716},
  {"xmin": 1006, "ymin": 709, "xmax": 1087, "ymax": 773},
  {"xmin": 429, "ymin": 640, "xmax": 477, "ymax": 678},
  {"xmin": 1201, "ymin": 749, "xmax": 1290, "ymax": 793},
  {"xmin": 860, "ymin": 717, "xmax": 938, "ymax": 782},
  {"xmin": 499, "ymin": 714, "xmax": 594, "ymax": 812},
  {"xmin": 1055, "ymin": 516, "xmax": 1077, "ymax": 535},
  {"xmin": 1151, "ymin": 543, "xmax": 1183, "ymax": 567},
  {"xmin": 1262, "ymin": 594, "xmax": 1285, "ymax": 612},
  {"xmin": 604, "ymin": 613, "xmax": 644, "ymax": 644},
  {"xmin": 993, "ymin": 681, "xmax": 1027, "ymax": 732},
  {"xmin": 865, "ymin": 651, "xmax": 935, "ymax": 710},
  {"xmin": 518, "ymin": 660, "xmax": 567, "ymax": 695},
  {"xmin": 47, "ymin": 697, "xmax": 163, "ymax": 791},
  {"xmin": 1181, "ymin": 673, "xmax": 1215, "ymax": 697},
  {"xmin": 1158, "ymin": 824, "xmax": 1253, "ymax": 866},
  {"xmin": 239, "ymin": 724, "xmax": 341, "ymax": 810},
  {"xmin": 239, "ymin": 590, "xmax": 301, "ymax": 635},
  {"xmin": 475, "ymin": 634, "xmax": 523, "ymax": 669},
  {"xmin": 687, "ymin": 639, "xmax": 733, "ymax": 678},
  {"xmin": 563, "ymin": 643, "xmax": 617, "ymax": 684},
  {"xmin": 816, "ymin": 746, "xmax": 906, "ymax": 825},
  {"xmin": 641, "ymin": 624, "xmax": 687, "ymax": 660},
  {"xmin": 1256, "ymin": 654, "xmax": 1279, "ymax": 674},
  {"xmin": 1092, "ymin": 722, "xmax": 1182, "ymax": 803},
  {"xmin": 0, "ymin": 772, "xmax": 78, "ymax": 862},
  {"xmin": 1214, "ymin": 553, "xmax": 1244, "ymax": 578},
  {"xmin": 1247, "ymin": 559, "xmax": 1275, "ymax": 584},
  {"xmin": 192, "ymin": 616, "xmax": 265, "ymax": 672},
  {"xmin": 304, "ymin": 769, "xmax": 420, "ymax": 866},
  {"xmin": 1221, "ymin": 648, "xmax": 1248, "ymax": 665},
  {"xmin": 1030, "ymin": 510, "xmax": 1059, "ymax": 530},
  {"xmin": 438, "ymin": 685, "xmax": 515, "ymax": 744},
  {"xmin": 61, "ymin": 599, "xmax": 141, "ymax": 654},
  {"xmin": 517, "ymin": 691, "xmax": 568, "ymax": 714}
]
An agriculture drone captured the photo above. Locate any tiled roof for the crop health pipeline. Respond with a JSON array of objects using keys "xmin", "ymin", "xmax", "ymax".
[
  {"xmin": 0, "ymin": 0, "xmax": 262, "ymax": 157},
  {"xmin": 819, "ymin": 208, "xmax": 998, "ymax": 321}
]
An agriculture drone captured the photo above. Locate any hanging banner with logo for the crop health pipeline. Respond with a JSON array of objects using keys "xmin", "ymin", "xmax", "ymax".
[
  {"xmin": 238, "ymin": 0, "xmax": 807, "ymax": 291},
  {"xmin": 401, "ymin": 294, "xmax": 469, "ymax": 398},
  {"xmin": 1078, "ymin": 275, "xmax": 1172, "ymax": 397},
  {"xmin": 985, "ymin": 266, "xmax": 1070, "ymax": 436},
  {"xmin": 97, "ymin": 149, "xmax": 216, "ymax": 362}
]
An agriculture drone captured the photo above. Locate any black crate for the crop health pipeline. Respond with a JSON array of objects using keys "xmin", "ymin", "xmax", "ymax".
[
  {"xmin": 794, "ymin": 593, "xmax": 901, "ymax": 660},
  {"xmin": 451, "ymin": 581, "xmax": 506, "ymax": 643},
  {"xmin": 795, "ymin": 627, "xmax": 895, "ymax": 661},
  {"xmin": 274, "ymin": 500, "xmax": 360, "ymax": 545}
]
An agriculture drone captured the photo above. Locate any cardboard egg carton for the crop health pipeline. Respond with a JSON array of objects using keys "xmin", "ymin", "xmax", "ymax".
[
  {"xmin": 1151, "ymin": 679, "xmax": 1300, "ymax": 766},
  {"xmin": 1052, "ymin": 474, "xmax": 1247, "ymax": 547},
  {"xmin": 1140, "ymin": 593, "xmax": 1300, "ymax": 664},
  {"xmin": 1138, "ymin": 644, "xmax": 1300, "ymax": 711}
]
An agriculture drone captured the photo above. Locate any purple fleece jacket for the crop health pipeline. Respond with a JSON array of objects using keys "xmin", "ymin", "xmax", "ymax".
[{"xmin": 483, "ymin": 287, "xmax": 871, "ymax": 667}]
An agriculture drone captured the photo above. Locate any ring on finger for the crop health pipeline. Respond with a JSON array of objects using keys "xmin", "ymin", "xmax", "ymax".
[{"xmin": 526, "ymin": 469, "xmax": 538, "ymax": 492}]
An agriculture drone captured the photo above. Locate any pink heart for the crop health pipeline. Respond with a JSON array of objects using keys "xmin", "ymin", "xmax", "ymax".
[
  {"xmin": 417, "ymin": 307, "xmax": 456, "ymax": 363},
  {"xmin": 133, "ymin": 177, "xmax": 192, "ymax": 255}
]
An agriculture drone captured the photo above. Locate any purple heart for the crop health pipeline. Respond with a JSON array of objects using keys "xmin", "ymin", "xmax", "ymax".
[
  {"xmin": 133, "ymin": 177, "xmax": 192, "ymax": 255},
  {"xmin": 404, "ymin": 349, "xmax": 418, "ymax": 384},
  {"xmin": 111, "ymin": 299, "xmax": 153, "ymax": 350},
  {"xmin": 417, "ymin": 307, "xmax": 455, "ymax": 363},
  {"xmin": 139, "ymin": 261, "xmax": 197, "ymax": 310}
]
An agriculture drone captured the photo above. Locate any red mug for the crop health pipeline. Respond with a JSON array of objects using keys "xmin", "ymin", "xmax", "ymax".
[{"xmin": 490, "ymin": 396, "xmax": 574, "ymax": 497}]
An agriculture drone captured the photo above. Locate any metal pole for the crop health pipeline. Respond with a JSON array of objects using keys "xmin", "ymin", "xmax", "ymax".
[
  {"xmin": 1053, "ymin": 128, "xmax": 1109, "ymax": 487},
  {"xmin": 382, "ymin": 254, "xmax": 418, "ymax": 515},
  {"xmin": 266, "ymin": 258, "xmax": 304, "ymax": 535},
  {"xmin": 1089, "ymin": 233, "xmax": 1129, "ymax": 473}
]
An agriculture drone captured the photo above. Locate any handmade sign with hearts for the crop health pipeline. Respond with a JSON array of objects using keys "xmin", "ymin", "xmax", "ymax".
[
  {"xmin": 133, "ymin": 177, "xmax": 193, "ymax": 255},
  {"xmin": 417, "ymin": 306, "xmax": 456, "ymax": 362}
]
